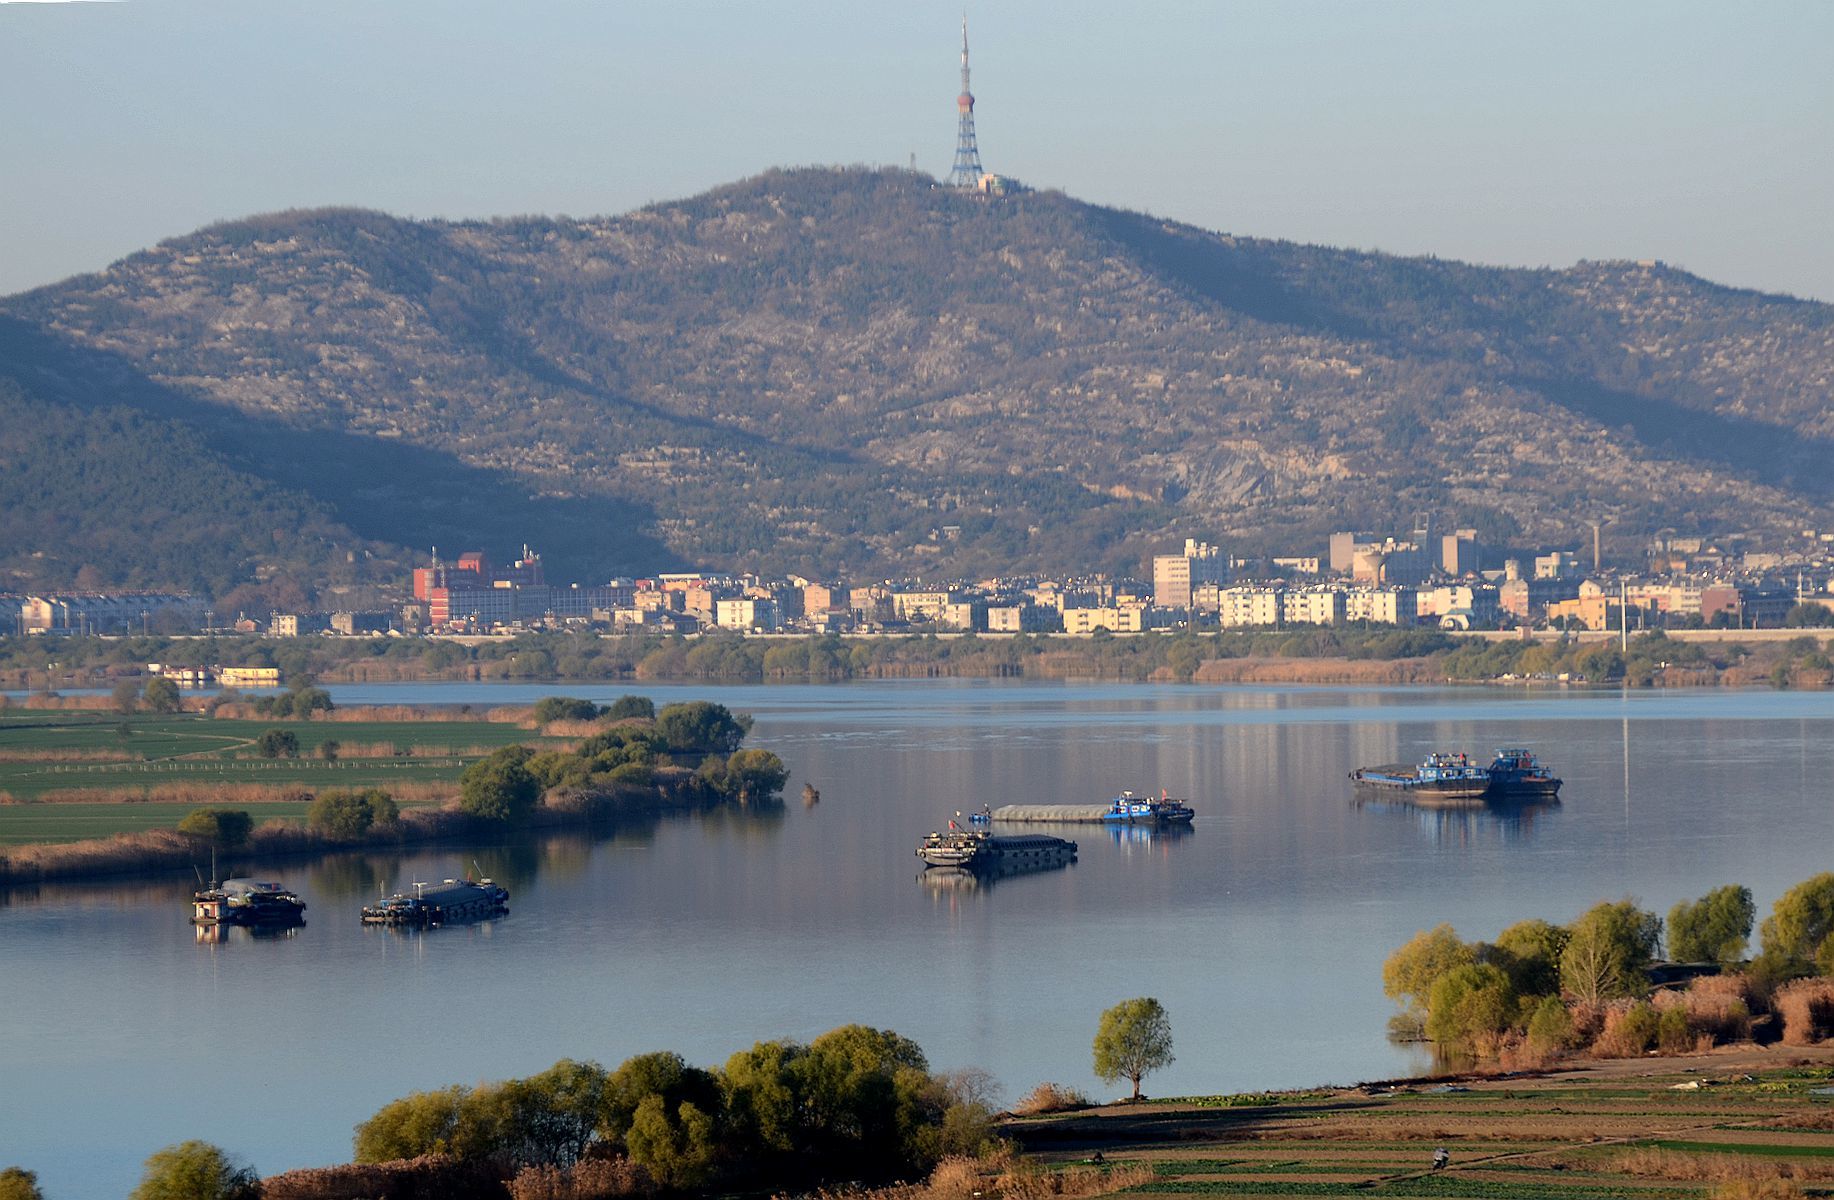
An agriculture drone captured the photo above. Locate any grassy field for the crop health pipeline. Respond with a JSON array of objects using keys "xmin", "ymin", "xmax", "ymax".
[
  {"xmin": 0, "ymin": 710, "xmax": 540, "ymax": 843},
  {"xmin": 1007, "ymin": 1049, "xmax": 1834, "ymax": 1199}
]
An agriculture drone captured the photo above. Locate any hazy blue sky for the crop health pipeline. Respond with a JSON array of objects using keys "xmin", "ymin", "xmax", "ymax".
[{"xmin": 3, "ymin": 0, "xmax": 1829, "ymax": 299}]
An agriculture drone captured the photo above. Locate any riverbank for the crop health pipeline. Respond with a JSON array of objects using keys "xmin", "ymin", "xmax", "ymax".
[
  {"xmin": 1006, "ymin": 1044, "xmax": 1834, "ymax": 1199},
  {"xmin": 0, "ymin": 777, "xmax": 731, "ymax": 887},
  {"xmin": 4, "ymin": 628, "xmax": 1831, "ymax": 693}
]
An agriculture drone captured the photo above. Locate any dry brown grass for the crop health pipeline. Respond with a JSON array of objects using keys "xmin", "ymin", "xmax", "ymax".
[
  {"xmin": 17, "ymin": 693, "xmax": 118, "ymax": 711},
  {"xmin": 508, "ymin": 1157, "xmax": 653, "ymax": 1200},
  {"xmin": 541, "ymin": 718, "xmax": 611, "ymax": 738},
  {"xmin": 1011, "ymin": 1083, "xmax": 1093, "ymax": 1116},
  {"xmin": 1191, "ymin": 656, "xmax": 1440, "ymax": 684},
  {"xmin": 1615, "ymin": 1147, "xmax": 1834, "ymax": 1184},
  {"xmin": 1775, "ymin": 978, "xmax": 1834, "ymax": 1045},
  {"xmin": 262, "ymin": 1153, "xmax": 506, "ymax": 1199},
  {"xmin": 1709, "ymin": 1181, "xmax": 1809, "ymax": 1199},
  {"xmin": 14, "ymin": 780, "xmax": 452, "ymax": 806},
  {"xmin": 1652, "ymin": 977, "xmax": 1754, "ymax": 1044},
  {"xmin": 0, "ymin": 747, "xmax": 137, "ymax": 763},
  {"xmin": 808, "ymin": 1153, "xmax": 1150, "ymax": 1200},
  {"xmin": 1591, "ymin": 1002, "xmax": 1660, "ymax": 1058}
]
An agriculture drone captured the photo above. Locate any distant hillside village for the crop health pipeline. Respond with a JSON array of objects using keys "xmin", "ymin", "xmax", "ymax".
[{"xmin": 9, "ymin": 524, "xmax": 1834, "ymax": 644}]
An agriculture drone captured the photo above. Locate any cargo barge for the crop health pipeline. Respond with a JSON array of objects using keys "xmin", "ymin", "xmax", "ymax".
[
  {"xmin": 1350, "ymin": 747, "xmax": 1562, "ymax": 806},
  {"xmin": 917, "ymin": 825, "xmax": 1077, "ymax": 871},
  {"xmin": 361, "ymin": 878, "xmax": 509, "ymax": 927},
  {"xmin": 969, "ymin": 790, "xmax": 1196, "ymax": 826},
  {"xmin": 192, "ymin": 878, "xmax": 307, "ymax": 928}
]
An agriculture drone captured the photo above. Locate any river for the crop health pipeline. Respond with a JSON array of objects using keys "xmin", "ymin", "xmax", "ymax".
[{"xmin": 3, "ymin": 680, "xmax": 1831, "ymax": 1196}]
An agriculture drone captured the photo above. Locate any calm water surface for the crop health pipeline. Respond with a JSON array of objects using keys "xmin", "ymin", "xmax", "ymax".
[{"xmin": 4, "ymin": 680, "xmax": 1832, "ymax": 1196}]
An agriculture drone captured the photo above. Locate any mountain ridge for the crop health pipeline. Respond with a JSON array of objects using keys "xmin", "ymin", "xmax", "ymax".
[{"xmin": 3, "ymin": 166, "xmax": 1829, "ymax": 597}]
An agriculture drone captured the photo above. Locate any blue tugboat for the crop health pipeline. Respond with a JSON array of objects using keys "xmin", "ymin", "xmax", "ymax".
[{"xmin": 1099, "ymin": 790, "xmax": 1196, "ymax": 824}]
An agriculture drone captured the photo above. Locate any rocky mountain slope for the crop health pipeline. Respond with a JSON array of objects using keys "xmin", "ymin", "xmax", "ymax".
[{"xmin": 4, "ymin": 167, "xmax": 1829, "ymax": 594}]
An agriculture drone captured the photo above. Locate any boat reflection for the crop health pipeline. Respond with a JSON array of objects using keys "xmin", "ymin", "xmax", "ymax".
[
  {"xmin": 1353, "ymin": 794, "xmax": 1561, "ymax": 845},
  {"xmin": 194, "ymin": 921, "xmax": 307, "ymax": 945},
  {"xmin": 918, "ymin": 856, "xmax": 1076, "ymax": 893},
  {"xmin": 1100, "ymin": 821, "xmax": 1195, "ymax": 848}
]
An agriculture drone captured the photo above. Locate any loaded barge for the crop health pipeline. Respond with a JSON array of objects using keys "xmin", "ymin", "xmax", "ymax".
[
  {"xmin": 969, "ymin": 790, "xmax": 1195, "ymax": 826},
  {"xmin": 917, "ymin": 824, "xmax": 1077, "ymax": 872},
  {"xmin": 361, "ymin": 878, "xmax": 510, "ymax": 927},
  {"xmin": 1350, "ymin": 747, "xmax": 1562, "ymax": 805},
  {"xmin": 192, "ymin": 878, "xmax": 307, "ymax": 928}
]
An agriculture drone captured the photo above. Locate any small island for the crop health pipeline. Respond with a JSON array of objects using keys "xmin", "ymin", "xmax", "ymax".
[{"xmin": 0, "ymin": 692, "xmax": 788, "ymax": 886}]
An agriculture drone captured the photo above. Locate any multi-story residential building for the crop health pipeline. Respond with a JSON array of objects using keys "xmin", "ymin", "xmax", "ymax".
[
  {"xmin": 1152, "ymin": 539, "xmax": 1227, "ymax": 609},
  {"xmin": 938, "ymin": 601, "xmax": 982, "ymax": 632},
  {"xmin": 1216, "ymin": 587, "xmax": 1284, "ymax": 628},
  {"xmin": 1343, "ymin": 588, "xmax": 1418, "ymax": 625},
  {"xmin": 986, "ymin": 604, "xmax": 1058, "ymax": 633},
  {"xmin": 714, "ymin": 598, "xmax": 782, "ymax": 632},
  {"xmin": 1282, "ymin": 589, "xmax": 1346, "ymax": 627},
  {"xmin": 1062, "ymin": 604, "xmax": 1151, "ymax": 634},
  {"xmin": 1417, "ymin": 584, "xmax": 1500, "ymax": 628},
  {"xmin": 892, "ymin": 591, "xmax": 958, "ymax": 621}
]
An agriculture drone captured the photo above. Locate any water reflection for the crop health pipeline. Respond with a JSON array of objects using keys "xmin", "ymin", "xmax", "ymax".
[
  {"xmin": 194, "ymin": 921, "xmax": 308, "ymax": 945},
  {"xmin": 917, "ymin": 857, "xmax": 1077, "ymax": 893},
  {"xmin": 1353, "ymin": 795, "xmax": 1561, "ymax": 846}
]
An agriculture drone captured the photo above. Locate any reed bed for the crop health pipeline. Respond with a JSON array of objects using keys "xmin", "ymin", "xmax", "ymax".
[
  {"xmin": 233, "ymin": 742, "xmax": 500, "ymax": 760},
  {"xmin": 1776, "ymin": 978, "xmax": 1834, "ymax": 1044},
  {"xmin": 0, "ymin": 747, "xmax": 138, "ymax": 763},
  {"xmin": 15, "ymin": 693, "xmax": 119, "ymax": 711},
  {"xmin": 1615, "ymin": 1146, "xmax": 1834, "ymax": 1184},
  {"xmin": 3, "ymin": 779, "xmax": 453, "ymax": 806}
]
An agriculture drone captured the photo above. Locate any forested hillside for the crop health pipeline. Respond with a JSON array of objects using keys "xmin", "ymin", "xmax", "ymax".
[{"xmin": 4, "ymin": 166, "xmax": 1830, "ymax": 595}]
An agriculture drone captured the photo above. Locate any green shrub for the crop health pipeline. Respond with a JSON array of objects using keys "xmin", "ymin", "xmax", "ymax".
[
  {"xmin": 533, "ymin": 696, "xmax": 601, "ymax": 725},
  {"xmin": 0, "ymin": 1167, "xmax": 45, "ymax": 1200},
  {"xmin": 1657, "ymin": 1005, "xmax": 1693, "ymax": 1053},
  {"xmin": 459, "ymin": 746, "xmax": 541, "ymax": 824},
  {"xmin": 1526, "ymin": 995, "xmax": 1576, "ymax": 1053},
  {"xmin": 605, "ymin": 695, "xmax": 656, "ymax": 721},
  {"xmin": 256, "ymin": 728, "xmax": 300, "ymax": 759},
  {"xmin": 129, "ymin": 1141, "xmax": 258, "ymax": 1200},
  {"xmin": 176, "ymin": 808, "xmax": 253, "ymax": 848},
  {"xmin": 307, "ymin": 789, "xmax": 396, "ymax": 840}
]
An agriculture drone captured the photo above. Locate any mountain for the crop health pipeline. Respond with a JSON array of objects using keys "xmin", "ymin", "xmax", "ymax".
[{"xmin": 3, "ymin": 166, "xmax": 1830, "ymax": 596}]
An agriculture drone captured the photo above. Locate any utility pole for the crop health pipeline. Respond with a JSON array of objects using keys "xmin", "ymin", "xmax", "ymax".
[{"xmin": 1620, "ymin": 577, "xmax": 1628, "ymax": 652}]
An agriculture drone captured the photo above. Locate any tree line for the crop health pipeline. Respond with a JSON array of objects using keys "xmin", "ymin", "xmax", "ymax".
[{"xmin": 1384, "ymin": 873, "xmax": 1834, "ymax": 1063}]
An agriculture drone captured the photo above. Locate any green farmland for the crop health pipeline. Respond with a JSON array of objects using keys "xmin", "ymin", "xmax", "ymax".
[
  {"xmin": 1007, "ymin": 1051, "xmax": 1834, "ymax": 1200},
  {"xmin": 0, "ymin": 710, "xmax": 542, "ymax": 843}
]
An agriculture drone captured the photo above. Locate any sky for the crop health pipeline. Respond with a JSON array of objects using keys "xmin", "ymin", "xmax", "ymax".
[{"xmin": 2, "ymin": 0, "xmax": 1830, "ymax": 300}]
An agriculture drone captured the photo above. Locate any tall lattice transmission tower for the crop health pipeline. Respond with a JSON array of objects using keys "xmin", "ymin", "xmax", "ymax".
[{"xmin": 947, "ymin": 16, "xmax": 984, "ymax": 189}]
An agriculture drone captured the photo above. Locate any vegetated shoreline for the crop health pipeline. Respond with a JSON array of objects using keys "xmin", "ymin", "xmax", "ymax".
[
  {"xmin": 3, "ymin": 627, "xmax": 1831, "ymax": 694},
  {"xmin": 0, "ymin": 780, "xmax": 723, "ymax": 890}
]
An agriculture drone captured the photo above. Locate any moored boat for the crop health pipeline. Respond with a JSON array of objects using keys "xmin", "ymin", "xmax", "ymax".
[
  {"xmin": 361, "ymin": 877, "xmax": 509, "ymax": 927},
  {"xmin": 1349, "ymin": 752, "xmax": 1492, "ymax": 803},
  {"xmin": 192, "ymin": 877, "xmax": 306, "ymax": 927},
  {"xmin": 1483, "ymin": 747, "xmax": 1562, "ymax": 799},
  {"xmin": 974, "ymin": 790, "xmax": 1196, "ymax": 825},
  {"xmin": 916, "ymin": 823, "xmax": 1077, "ymax": 871}
]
